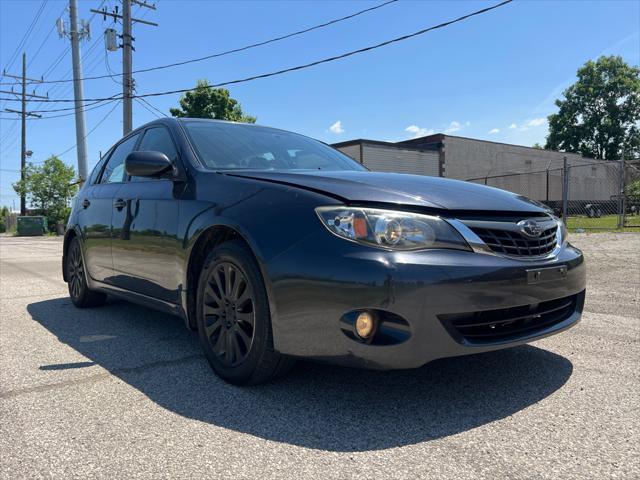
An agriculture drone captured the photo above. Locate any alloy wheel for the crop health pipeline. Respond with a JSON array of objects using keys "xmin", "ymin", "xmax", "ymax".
[
  {"xmin": 202, "ymin": 261, "xmax": 255, "ymax": 367},
  {"xmin": 68, "ymin": 242, "xmax": 85, "ymax": 299}
]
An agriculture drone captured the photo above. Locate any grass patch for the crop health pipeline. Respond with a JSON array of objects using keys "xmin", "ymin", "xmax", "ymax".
[{"xmin": 567, "ymin": 214, "xmax": 640, "ymax": 232}]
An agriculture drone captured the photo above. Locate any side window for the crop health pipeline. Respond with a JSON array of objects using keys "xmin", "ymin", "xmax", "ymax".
[
  {"xmin": 87, "ymin": 154, "xmax": 109, "ymax": 185},
  {"xmin": 130, "ymin": 127, "xmax": 178, "ymax": 182},
  {"xmin": 100, "ymin": 134, "xmax": 140, "ymax": 184}
]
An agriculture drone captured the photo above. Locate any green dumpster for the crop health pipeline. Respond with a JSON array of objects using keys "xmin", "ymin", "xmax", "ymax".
[{"xmin": 16, "ymin": 216, "xmax": 47, "ymax": 236}]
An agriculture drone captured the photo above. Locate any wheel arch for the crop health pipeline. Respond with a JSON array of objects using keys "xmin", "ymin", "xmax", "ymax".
[
  {"xmin": 62, "ymin": 226, "xmax": 83, "ymax": 282},
  {"xmin": 183, "ymin": 221, "xmax": 271, "ymax": 331}
]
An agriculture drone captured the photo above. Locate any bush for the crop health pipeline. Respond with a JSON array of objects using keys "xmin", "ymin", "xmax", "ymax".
[
  {"xmin": 628, "ymin": 180, "xmax": 640, "ymax": 197},
  {"xmin": 0, "ymin": 218, "xmax": 6, "ymax": 233}
]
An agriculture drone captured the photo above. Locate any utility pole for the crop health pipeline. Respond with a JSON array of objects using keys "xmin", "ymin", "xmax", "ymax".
[
  {"xmin": 122, "ymin": 0, "xmax": 132, "ymax": 134},
  {"xmin": 59, "ymin": 0, "xmax": 92, "ymax": 183},
  {"xmin": 92, "ymin": 0, "xmax": 157, "ymax": 135},
  {"xmin": 618, "ymin": 149, "xmax": 626, "ymax": 229},
  {"xmin": 2, "ymin": 53, "xmax": 46, "ymax": 215},
  {"xmin": 562, "ymin": 156, "xmax": 569, "ymax": 223}
]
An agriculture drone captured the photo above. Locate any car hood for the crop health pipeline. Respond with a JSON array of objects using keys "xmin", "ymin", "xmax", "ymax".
[{"xmin": 226, "ymin": 170, "xmax": 547, "ymax": 213}]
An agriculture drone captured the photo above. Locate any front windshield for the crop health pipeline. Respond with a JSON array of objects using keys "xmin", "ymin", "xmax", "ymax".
[{"xmin": 182, "ymin": 121, "xmax": 366, "ymax": 172}]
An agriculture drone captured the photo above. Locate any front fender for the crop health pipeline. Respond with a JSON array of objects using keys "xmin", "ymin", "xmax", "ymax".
[{"xmin": 180, "ymin": 182, "xmax": 339, "ymax": 347}]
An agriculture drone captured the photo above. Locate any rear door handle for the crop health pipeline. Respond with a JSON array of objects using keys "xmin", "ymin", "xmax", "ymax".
[
  {"xmin": 113, "ymin": 199, "xmax": 127, "ymax": 210},
  {"xmin": 82, "ymin": 198, "xmax": 90, "ymax": 209}
]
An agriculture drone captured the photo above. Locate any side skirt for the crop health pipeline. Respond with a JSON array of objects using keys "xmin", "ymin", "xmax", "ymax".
[{"xmin": 89, "ymin": 278, "xmax": 187, "ymax": 321}]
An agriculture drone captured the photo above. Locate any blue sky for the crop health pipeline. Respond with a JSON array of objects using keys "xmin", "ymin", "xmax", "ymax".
[{"xmin": 1, "ymin": 0, "xmax": 639, "ymax": 209}]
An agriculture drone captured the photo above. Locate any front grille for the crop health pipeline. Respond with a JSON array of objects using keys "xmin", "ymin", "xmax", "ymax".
[
  {"xmin": 439, "ymin": 293, "xmax": 580, "ymax": 345},
  {"xmin": 471, "ymin": 225, "xmax": 557, "ymax": 257}
]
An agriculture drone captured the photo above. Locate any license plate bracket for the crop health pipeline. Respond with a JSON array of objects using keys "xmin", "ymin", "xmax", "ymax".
[{"xmin": 527, "ymin": 265, "xmax": 568, "ymax": 284}]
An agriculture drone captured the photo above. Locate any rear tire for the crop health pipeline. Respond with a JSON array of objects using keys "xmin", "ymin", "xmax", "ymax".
[
  {"xmin": 196, "ymin": 240, "xmax": 294, "ymax": 385},
  {"xmin": 66, "ymin": 237, "xmax": 107, "ymax": 308}
]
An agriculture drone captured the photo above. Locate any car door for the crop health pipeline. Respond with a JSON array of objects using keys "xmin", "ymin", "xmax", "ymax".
[
  {"xmin": 110, "ymin": 125, "xmax": 182, "ymax": 303},
  {"xmin": 81, "ymin": 133, "xmax": 141, "ymax": 283}
]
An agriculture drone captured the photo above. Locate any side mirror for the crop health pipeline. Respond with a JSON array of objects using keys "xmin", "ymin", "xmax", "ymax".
[{"xmin": 125, "ymin": 151, "xmax": 173, "ymax": 178}]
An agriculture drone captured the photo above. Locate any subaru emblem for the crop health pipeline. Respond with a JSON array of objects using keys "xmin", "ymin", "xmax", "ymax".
[{"xmin": 517, "ymin": 219, "xmax": 543, "ymax": 238}]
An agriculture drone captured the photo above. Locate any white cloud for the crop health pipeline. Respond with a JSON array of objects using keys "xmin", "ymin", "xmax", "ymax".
[
  {"xmin": 329, "ymin": 120, "xmax": 344, "ymax": 134},
  {"xmin": 445, "ymin": 121, "xmax": 461, "ymax": 134},
  {"xmin": 405, "ymin": 120, "xmax": 468, "ymax": 138},
  {"xmin": 525, "ymin": 118, "xmax": 546, "ymax": 127},
  {"xmin": 509, "ymin": 123, "xmax": 517, "ymax": 129},
  {"xmin": 517, "ymin": 118, "xmax": 547, "ymax": 132},
  {"xmin": 489, "ymin": 128, "xmax": 500, "ymax": 134},
  {"xmin": 405, "ymin": 124, "xmax": 434, "ymax": 138}
]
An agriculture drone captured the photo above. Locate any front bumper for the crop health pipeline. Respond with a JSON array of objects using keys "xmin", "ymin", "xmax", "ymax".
[{"xmin": 265, "ymin": 229, "xmax": 586, "ymax": 369}]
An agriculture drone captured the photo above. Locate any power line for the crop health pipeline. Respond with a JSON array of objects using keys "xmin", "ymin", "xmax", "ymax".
[
  {"xmin": 3, "ymin": 0, "xmax": 513, "ymax": 107},
  {"xmin": 0, "ymin": 121, "xmax": 19, "ymax": 142},
  {"xmin": 23, "ymin": 0, "xmax": 400, "ymax": 86},
  {"xmin": 0, "ymin": 98, "xmax": 119, "ymax": 121},
  {"xmin": 2, "ymin": 54, "xmax": 49, "ymax": 215},
  {"xmin": 104, "ymin": 50, "xmax": 123, "ymax": 86},
  {"xmin": 38, "ymin": 98, "xmax": 120, "ymax": 119},
  {"xmin": 92, "ymin": 0, "xmax": 159, "ymax": 135},
  {"xmin": 56, "ymin": 100, "xmax": 121, "ymax": 157},
  {"xmin": 0, "ymin": 2, "xmax": 103, "ymax": 92},
  {"xmin": 34, "ymin": 1, "xmax": 116, "ymax": 110},
  {"xmin": 1, "ymin": 1, "xmax": 51, "ymax": 113},
  {"xmin": 135, "ymin": 97, "xmax": 161, "ymax": 118},
  {"xmin": 1, "ymin": 134, "xmax": 20, "ymax": 154},
  {"xmin": 19, "ymin": 0, "xmax": 107, "ymax": 118},
  {"xmin": 26, "ymin": 3, "xmax": 68, "ymax": 69},
  {"xmin": 2, "ymin": 0, "xmax": 48, "ymax": 72},
  {"xmin": 137, "ymin": 96, "xmax": 167, "ymax": 117}
]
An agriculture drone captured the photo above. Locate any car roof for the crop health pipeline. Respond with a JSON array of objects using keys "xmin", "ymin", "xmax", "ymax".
[{"xmin": 134, "ymin": 117, "xmax": 295, "ymax": 135}]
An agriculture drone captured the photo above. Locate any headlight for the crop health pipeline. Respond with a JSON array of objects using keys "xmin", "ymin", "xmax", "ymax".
[{"xmin": 315, "ymin": 206, "xmax": 470, "ymax": 251}]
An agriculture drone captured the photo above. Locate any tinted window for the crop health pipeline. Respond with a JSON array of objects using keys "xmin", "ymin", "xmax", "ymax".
[
  {"xmin": 130, "ymin": 127, "xmax": 178, "ymax": 182},
  {"xmin": 182, "ymin": 121, "xmax": 365, "ymax": 172},
  {"xmin": 88, "ymin": 154, "xmax": 109, "ymax": 185},
  {"xmin": 100, "ymin": 134, "xmax": 140, "ymax": 184}
]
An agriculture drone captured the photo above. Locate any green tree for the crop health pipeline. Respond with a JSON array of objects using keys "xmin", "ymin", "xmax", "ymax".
[
  {"xmin": 12, "ymin": 156, "xmax": 78, "ymax": 225},
  {"xmin": 0, "ymin": 206, "xmax": 8, "ymax": 233},
  {"xmin": 546, "ymin": 56, "xmax": 640, "ymax": 160},
  {"xmin": 170, "ymin": 79, "xmax": 256, "ymax": 123},
  {"xmin": 532, "ymin": 142, "xmax": 544, "ymax": 149},
  {"xmin": 628, "ymin": 179, "xmax": 640, "ymax": 197}
]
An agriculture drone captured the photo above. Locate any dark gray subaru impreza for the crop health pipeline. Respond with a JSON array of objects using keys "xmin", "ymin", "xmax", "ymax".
[{"xmin": 62, "ymin": 118, "xmax": 586, "ymax": 385}]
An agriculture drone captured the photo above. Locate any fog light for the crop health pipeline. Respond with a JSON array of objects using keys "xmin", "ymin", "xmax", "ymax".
[{"xmin": 355, "ymin": 311, "xmax": 375, "ymax": 339}]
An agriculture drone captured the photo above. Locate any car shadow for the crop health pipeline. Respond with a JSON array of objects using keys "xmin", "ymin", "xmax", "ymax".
[{"xmin": 27, "ymin": 297, "xmax": 573, "ymax": 452}]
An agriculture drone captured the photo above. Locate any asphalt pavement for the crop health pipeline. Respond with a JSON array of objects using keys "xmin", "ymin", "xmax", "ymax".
[{"xmin": 0, "ymin": 233, "xmax": 638, "ymax": 479}]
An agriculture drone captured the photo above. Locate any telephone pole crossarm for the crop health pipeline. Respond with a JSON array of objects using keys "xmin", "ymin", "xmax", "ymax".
[
  {"xmin": 0, "ymin": 90, "xmax": 48, "ymax": 99},
  {"xmin": 89, "ymin": 9, "xmax": 158, "ymax": 26},
  {"xmin": 4, "ymin": 108, "xmax": 42, "ymax": 118},
  {"xmin": 132, "ymin": 0, "xmax": 156, "ymax": 10},
  {"xmin": 2, "ymin": 72, "xmax": 43, "ymax": 83}
]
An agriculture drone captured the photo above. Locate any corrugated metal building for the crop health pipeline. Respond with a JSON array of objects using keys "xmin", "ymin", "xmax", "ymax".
[
  {"xmin": 333, "ymin": 134, "xmax": 612, "ymax": 202},
  {"xmin": 334, "ymin": 139, "xmax": 440, "ymax": 177}
]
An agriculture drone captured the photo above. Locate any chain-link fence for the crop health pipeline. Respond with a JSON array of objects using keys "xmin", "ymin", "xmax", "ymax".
[
  {"xmin": 623, "ymin": 163, "xmax": 640, "ymax": 228},
  {"xmin": 466, "ymin": 159, "xmax": 640, "ymax": 230}
]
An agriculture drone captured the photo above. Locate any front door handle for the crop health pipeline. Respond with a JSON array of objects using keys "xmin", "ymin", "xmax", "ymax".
[
  {"xmin": 82, "ymin": 198, "xmax": 90, "ymax": 209},
  {"xmin": 113, "ymin": 198, "xmax": 127, "ymax": 210}
]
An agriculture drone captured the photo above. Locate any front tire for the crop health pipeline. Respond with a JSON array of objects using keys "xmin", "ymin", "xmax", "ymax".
[
  {"xmin": 66, "ymin": 237, "xmax": 107, "ymax": 308},
  {"xmin": 196, "ymin": 240, "xmax": 294, "ymax": 385}
]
